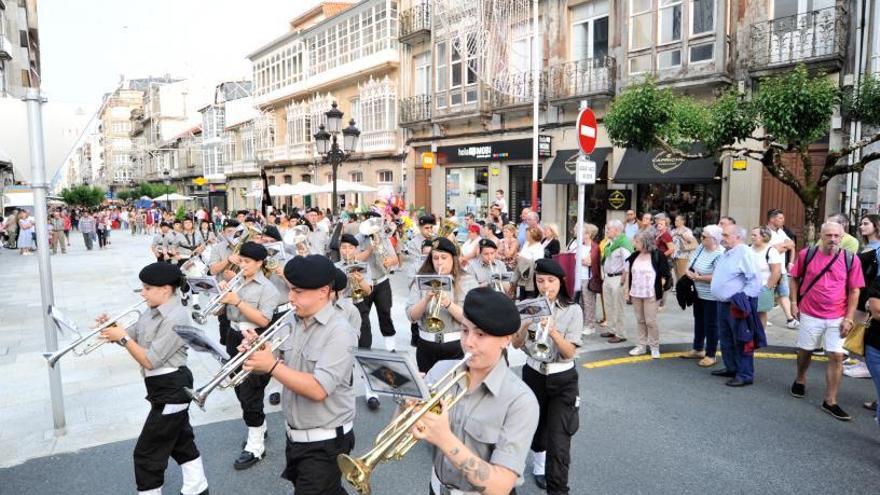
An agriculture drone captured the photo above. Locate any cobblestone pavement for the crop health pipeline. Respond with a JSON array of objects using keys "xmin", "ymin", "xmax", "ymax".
[{"xmin": 0, "ymin": 229, "xmax": 805, "ymax": 468}]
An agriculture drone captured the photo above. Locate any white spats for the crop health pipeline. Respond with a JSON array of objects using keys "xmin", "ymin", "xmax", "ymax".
[{"xmin": 180, "ymin": 456, "xmax": 209, "ymax": 495}]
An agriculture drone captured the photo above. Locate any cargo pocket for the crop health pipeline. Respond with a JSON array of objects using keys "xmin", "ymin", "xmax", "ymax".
[{"xmin": 561, "ymin": 397, "xmax": 580, "ymax": 436}]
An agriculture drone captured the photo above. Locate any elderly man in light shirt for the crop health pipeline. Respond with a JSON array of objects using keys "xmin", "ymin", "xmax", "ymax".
[
  {"xmin": 601, "ymin": 219, "xmax": 633, "ymax": 344},
  {"xmin": 710, "ymin": 225, "xmax": 762, "ymax": 386}
]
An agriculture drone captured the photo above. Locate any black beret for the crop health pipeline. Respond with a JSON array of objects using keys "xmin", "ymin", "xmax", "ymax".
[
  {"xmin": 422, "ymin": 239, "xmax": 433, "ymax": 249},
  {"xmin": 239, "ymin": 241, "xmax": 268, "ymax": 261},
  {"xmin": 463, "ymin": 287, "xmax": 520, "ymax": 336},
  {"xmin": 263, "ymin": 225, "xmax": 282, "ymax": 242},
  {"xmin": 365, "ymin": 211, "xmax": 382, "ymax": 219},
  {"xmin": 289, "ymin": 213, "xmax": 301, "ymax": 220},
  {"xmin": 340, "ymin": 233, "xmax": 359, "ymax": 246},
  {"xmin": 535, "ymin": 258, "xmax": 566, "ymax": 279},
  {"xmin": 172, "ymin": 219, "xmax": 182, "ymax": 224},
  {"xmin": 223, "ymin": 219, "xmax": 240, "ymax": 229},
  {"xmin": 479, "ymin": 238, "xmax": 497, "ymax": 251},
  {"xmin": 244, "ymin": 216, "xmax": 257, "ymax": 223},
  {"xmin": 431, "ymin": 237, "xmax": 457, "ymax": 257},
  {"xmin": 333, "ymin": 268, "xmax": 348, "ymax": 292},
  {"xmin": 418, "ymin": 214, "xmax": 436, "ymax": 226},
  {"xmin": 284, "ymin": 255, "xmax": 336, "ymax": 289},
  {"xmin": 307, "ymin": 207, "xmax": 321, "ymax": 214},
  {"xmin": 237, "ymin": 210, "xmax": 249, "ymax": 216},
  {"xmin": 159, "ymin": 222, "xmax": 172, "ymax": 228},
  {"xmin": 139, "ymin": 262, "xmax": 183, "ymax": 288}
]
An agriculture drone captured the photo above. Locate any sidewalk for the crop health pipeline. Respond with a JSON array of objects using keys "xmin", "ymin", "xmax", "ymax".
[{"xmin": 0, "ymin": 230, "xmax": 801, "ymax": 468}]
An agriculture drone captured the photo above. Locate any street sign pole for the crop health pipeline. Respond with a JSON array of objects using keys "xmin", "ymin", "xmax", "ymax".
[
  {"xmin": 573, "ymin": 102, "xmax": 597, "ymax": 294},
  {"xmin": 25, "ymin": 88, "xmax": 66, "ymax": 434}
]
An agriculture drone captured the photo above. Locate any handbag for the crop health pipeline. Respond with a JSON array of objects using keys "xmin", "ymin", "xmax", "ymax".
[
  {"xmin": 843, "ymin": 316, "xmax": 869, "ymax": 357},
  {"xmin": 588, "ymin": 276, "xmax": 603, "ymax": 294},
  {"xmin": 675, "ymin": 247, "xmax": 703, "ymax": 309}
]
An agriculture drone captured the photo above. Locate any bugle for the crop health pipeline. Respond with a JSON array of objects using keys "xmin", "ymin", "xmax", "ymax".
[
  {"xmin": 338, "ymin": 353, "xmax": 472, "ymax": 495},
  {"xmin": 43, "ymin": 301, "xmax": 148, "ymax": 368},
  {"xmin": 531, "ymin": 296, "xmax": 554, "ymax": 361},
  {"xmin": 425, "ymin": 279, "xmax": 445, "ymax": 333},
  {"xmin": 186, "ymin": 309, "xmax": 295, "ymax": 409},
  {"xmin": 192, "ymin": 271, "xmax": 245, "ymax": 325}
]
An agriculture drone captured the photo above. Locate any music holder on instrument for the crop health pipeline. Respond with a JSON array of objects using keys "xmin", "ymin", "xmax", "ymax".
[
  {"xmin": 185, "ymin": 276, "xmax": 221, "ymax": 296},
  {"xmin": 352, "ymin": 349, "xmax": 429, "ymax": 402}
]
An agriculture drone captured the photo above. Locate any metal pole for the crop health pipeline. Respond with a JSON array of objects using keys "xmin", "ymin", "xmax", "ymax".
[
  {"xmin": 24, "ymin": 88, "xmax": 66, "ymax": 434},
  {"xmin": 574, "ymin": 101, "xmax": 588, "ymax": 294},
  {"xmin": 530, "ymin": 0, "xmax": 540, "ymax": 214},
  {"xmin": 331, "ymin": 136, "xmax": 339, "ymax": 218}
]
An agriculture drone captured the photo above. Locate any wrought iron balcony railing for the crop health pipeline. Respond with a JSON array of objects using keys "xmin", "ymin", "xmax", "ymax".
[
  {"xmin": 399, "ymin": 95, "xmax": 432, "ymax": 125},
  {"xmin": 489, "ymin": 70, "xmax": 547, "ymax": 109},
  {"xmin": 749, "ymin": 6, "xmax": 846, "ymax": 70},
  {"xmin": 547, "ymin": 56, "xmax": 616, "ymax": 101},
  {"xmin": 399, "ymin": 3, "xmax": 431, "ymax": 43}
]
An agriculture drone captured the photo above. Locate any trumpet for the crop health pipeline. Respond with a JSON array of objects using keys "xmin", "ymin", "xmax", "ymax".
[
  {"xmin": 489, "ymin": 262, "xmax": 507, "ymax": 292},
  {"xmin": 338, "ymin": 353, "xmax": 472, "ymax": 495},
  {"xmin": 220, "ymin": 224, "xmax": 262, "ymax": 274},
  {"xmin": 43, "ymin": 301, "xmax": 148, "ymax": 368},
  {"xmin": 345, "ymin": 259, "xmax": 367, "ymax": 304},
  {"xmin": 425, "ymin": 279, "xmax": 445, "ymax": 333},
  {"xmin": 187, "ymin": 310, "xmax": 295, "ymax": 409},
  {"xmin": 530, "ymin": 297, "xmax": 554, "ymax": 362},
  {"xmin": 192, "ymin": 271, "xmax": 245, "ymax": 325}
]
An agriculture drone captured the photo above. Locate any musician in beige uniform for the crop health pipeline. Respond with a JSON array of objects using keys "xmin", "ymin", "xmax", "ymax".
[
  {"xmin": 413, "ymin": 287, "xmax": 539, "ymax": 495},
  {"xmin": 207, "ymin": 219, "xmax": 239, "ymax": 345},
  {"xmin": 243, "ymin": 254, "xmax": 358, "ymax": 495},
  {"xmin": 98, "ymin": 262, "xmax": 209, "ymax": 495},
  {"xmin": 465, "ymin": 239, "xmax": 512, "ymax": 295},
  {"xmin": 220, "ymin": 241, "xmax": 282, "ymax": 470},
  {"xmin": 511, "ymin": 258, "xmax": 583, "ymax": 494}
]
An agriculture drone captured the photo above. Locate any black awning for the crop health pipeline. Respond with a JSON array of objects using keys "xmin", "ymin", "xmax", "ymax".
[
  {"xmin": 543, "ymin": 147, "xmax": 612, "ymax": 185},
  {"xmin": 614, "ymin": 146, "xmax": 721, "ymax": 184}
]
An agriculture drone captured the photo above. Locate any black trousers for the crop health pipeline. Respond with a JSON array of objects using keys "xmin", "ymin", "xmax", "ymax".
[
  {"xmin": 217, "ymin": 311, "xmax": 230, "ymax": 346},
  {"xmin": 282, "ymin": 430, "xmax": 355, "ymax": 495},
  {"xmin": 416, "ymin": 338, "xmax": 464, "ymax": 373},
  {"xmin": 522, "ymin": 366, "xmax": 579, "ymax": 495},
  {"xmin": 355, "ymin": 300, "xmax": 372, "ymax": 349},
  {"xmin": 364, "ymin": 279, "xmax": 396, "ymax": 337},
  {"xmin": 134, "ymin": 368, "xmax": 200, "ymax": 491},
  {"xmin": 226, "ymin": 328, "xmax": 271, "ymax": 427},
  {"xmin": 96, "ymin": 229, "xmax": 107, "ymax": 248}
]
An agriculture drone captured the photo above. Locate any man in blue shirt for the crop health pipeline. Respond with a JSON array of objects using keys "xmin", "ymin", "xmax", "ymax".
[
  {"xmin": 624, "ymin": 210, "xmax": 639, "ymax": 240},
  {"xmin": 710, "ymin": 224, "xmax": 762, "ymax": 386},
  {"xmin": 517, "ymin": 209, "xmax": 540, "ymax": 246}
]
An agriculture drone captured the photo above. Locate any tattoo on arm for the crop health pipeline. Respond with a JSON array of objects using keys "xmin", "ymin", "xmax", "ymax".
[{"xmin": 459, "ymin": 455, "xmax": 491, "ymax": 486}]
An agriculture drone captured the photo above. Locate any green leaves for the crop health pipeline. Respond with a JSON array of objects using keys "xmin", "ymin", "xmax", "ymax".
[
  {"xmin": 60, "ymin": 185, "xmax": 106, "ymax": 207},
  {"xmin": 705, "ymin": 91, "xmax": 757, "ymax": 151},
  {"xmin": 604, "ymin": 77, "xmax": 675, "ymax": 152},
  {"xmin": 753, "ymin": 64, "xmax": 838, "ymax": 147},
  {"xmin": 842, "ymin": 73, "xmax": 880, "ymax": 127}
]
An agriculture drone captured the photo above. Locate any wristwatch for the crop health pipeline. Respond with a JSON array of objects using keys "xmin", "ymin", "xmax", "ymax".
[{"xmin": 117, "ymin": 336, "xmax": 129, "ymax": 347}]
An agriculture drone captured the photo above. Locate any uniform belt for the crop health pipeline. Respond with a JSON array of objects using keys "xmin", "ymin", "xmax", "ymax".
[
  {"xmin": 420, "ymin": 330, "xmax": 461, "ymax": 344},
  {"xmin": 526, "ymin": 358, "xmax": 574, "ymax": 375},
  {"xmin": 230, "ymin": 321, "xmax": 259, "ymax": 332},
  {"xmin": 286, "ymin": 421, "xmax": 353, "ymax": 443},
  {"xmin": 144, "ymin": 366, "xmax": 178, "ymax": 377},
  {"xmin": 605, "ymin": 272, "xmax": 622, "ymax": 277},
  {"xmin": 276, "ymin": 303, "xmax": 292, "ymax": 312},
  {"xmin": 431, "ymin": 468, "xmax": 480, "ymax": 495},
  {"xmin": 375, "ymin": 275, "xmax": 389, "ymax": 285}
]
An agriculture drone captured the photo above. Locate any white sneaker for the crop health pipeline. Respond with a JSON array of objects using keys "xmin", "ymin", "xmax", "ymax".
[
  {"xmin": 628, "ymin": 346, "xmax": 646, "ymax": 356},
  {"xmin": 650, "ymin": 348, "xmax": 661, "ymax": 359},
  {"xmin": 766, "ymin": 321, "xmax": 774, "ymax": 327},
  {"xmin": 786, "ymin": 318, "xmax": 800, "ymax": 329},
  {"xmin": 843, "ymin": 361, "xmax": 872, "ymax": 379}
]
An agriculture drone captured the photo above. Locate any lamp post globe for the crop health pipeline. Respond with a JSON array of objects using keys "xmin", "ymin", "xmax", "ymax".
[
  {"xmin": 342, "ymin": 119, "xmax": 360, "ymax": 154},
  {"xmin": 313, "ymin": 124, "xmax": 331, "ymax": 155},
  {"xmin": 325, "ymin": 101, "xmax": 343, "ymax": 133}
]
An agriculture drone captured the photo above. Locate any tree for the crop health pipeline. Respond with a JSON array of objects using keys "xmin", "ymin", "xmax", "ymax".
[
  {"xmin": 60, "ymin": 185, "xmax": 105, "ymax": 207},
  {"xmin": 604, "ymin": 65, "xmax": 880, "ymax": 242}
]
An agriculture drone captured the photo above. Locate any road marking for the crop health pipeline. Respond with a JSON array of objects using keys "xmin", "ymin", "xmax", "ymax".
[{"xmin": 583, "ymin": 351, "xmax": 829, "ymax": 369}]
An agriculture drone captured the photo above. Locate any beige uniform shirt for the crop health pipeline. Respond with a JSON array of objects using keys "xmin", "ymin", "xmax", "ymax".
[
  {"xmin": 127, "ymin": 298, "xmax": 189, "ymax": 373},
  {"xmin": 465, "ymin": 259, "xmax": 509, "ymax": 288},
  {"xmin": 523, "ymin": 300, "xmax": 583, "ymax": 364},
  {"xmin": 278, "ymin": 302, "xmax": 358, "ymax": 430},
  {"xmin": 405, "ymin": 274, "xmax": 477, "ymax": 336},
  {"xmin": 225, "ymin": 272, "xmax": 281, "ymax": 325},
  {"xmin": 426, "ymin": 359, "xmax": 539, "ymax": 492}
]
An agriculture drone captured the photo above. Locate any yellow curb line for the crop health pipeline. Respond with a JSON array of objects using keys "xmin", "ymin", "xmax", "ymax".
[{"xmin": 583, "ymin": 351, "xmax": 829, "ymax": 369}]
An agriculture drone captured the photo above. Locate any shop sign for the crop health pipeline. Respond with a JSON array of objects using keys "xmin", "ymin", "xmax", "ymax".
[
  {"xmin": 651, "ymin": 151, "xmax": 685, "ymax": 174},
  {"xmin": 732, "ymin": 159, "xmax": 747, "ymax": 171},
  {"xmin": 606, "ymin": 189, "xmax": 631, "ymax": 210},
  {"xmin": 437, "ymin": 136, "xmax": 552, "ymax": 164},
  {"xmin": 193, "ymin": 176, "xmax": 207, "ymax": 186},
  {"xmin": 421, "ymin": 152, "xmax": 435, "ymax": 169}
]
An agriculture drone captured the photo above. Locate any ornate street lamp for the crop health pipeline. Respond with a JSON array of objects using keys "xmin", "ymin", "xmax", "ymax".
[{"xmin": 313, "ymin": 102, "xmax": 360, "ymax": 217}]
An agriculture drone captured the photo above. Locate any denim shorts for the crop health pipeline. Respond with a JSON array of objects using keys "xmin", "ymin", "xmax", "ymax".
[{"xmin": 775, "ymin": 273, "xmax": 790, "ymax": 297}]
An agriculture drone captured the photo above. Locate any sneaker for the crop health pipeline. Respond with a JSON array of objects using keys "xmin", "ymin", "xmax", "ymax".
[
  {"xmin": 812, "ymin": 348, "xmax": 826, "ymax": 356},
  {"xmin": 843, "ymin": 361, "xmax": 872, "ymax": 379},
  {"xmin": 822, "ymin": 402, "xmax": 852, "ymax": 421},
  {"xmin": 864, "ymin": 401, "xmax": 877, "ymax": 411},
  {"xmin": 679, "ymin": 349, "xmax": 705, "ymax": 359},
  {"xmin": 786, "ymin": 318, "xmax": 800, "ymax": 329},
  {"xmin": 628, "ymin": 346, "xmax": 646, "ymax": 356},
  {"xmin": 790, "ymin": 381, "xmax": 806, "ymax": 398},
  {"xmin": 766, "ymin": 321, "xmax": 774, "ymax": 327},
  {"xmin": 650, "ymin": 348, "xmax": 660, "ymax": 359}
]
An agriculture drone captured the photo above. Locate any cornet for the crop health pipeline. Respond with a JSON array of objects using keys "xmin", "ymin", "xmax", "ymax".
[
  {"xmin": 344, "ymin": 258, "xmax": 368, "ymax": 304},
  {"xmin": 530, "ymin": 296, "xmax": 555, "ymax": 362},
  {"xmin": 338, "ymin": 353, "xmax": 472, "ymax": 495},
  {"xmin": 187, "ymin": 310, "xmax": 295, "ymax": 409},
  {"xmin": 425, "ymin": 279, "xmax": 445, "ymax": 333},
  {"xmin": 43, "ymin": 301, "xmax": 148, "ymax": 368},
  {"xmin": 192, "ymin": 271, "xmax": 245, "ymax": 325}
]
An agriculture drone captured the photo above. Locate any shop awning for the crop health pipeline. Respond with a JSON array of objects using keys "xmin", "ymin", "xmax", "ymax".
[
  {"xmin": 543, "ymin": 147, "xmax": 612, "ymax": 184},
  {"xmin": 614, "ymin": 146, "xmax": 721, "ymax": 184}
]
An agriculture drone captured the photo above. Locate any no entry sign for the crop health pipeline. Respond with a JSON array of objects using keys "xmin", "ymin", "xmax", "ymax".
[{"xmin": 576, "ymin": 108, "xmax": 597, "ymax": 155}]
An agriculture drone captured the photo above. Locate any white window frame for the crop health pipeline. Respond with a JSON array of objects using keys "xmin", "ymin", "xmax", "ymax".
[
  {"xmin": 629, "ymin": 0, "xmax": 654, "ymax": 52},
  {"xmin": 414, "ymin": 51, "xmax": 432, "ymax": 96},
  {"xmin": 689, "ymin": 0, "xmax": 716, "ymax": 37},
  {"xmin": 570, "ymin": 12, "xmax": 610, "ymax": 62},
  {"xmin": 628, "ymin": 54, "xmax": 652, "ymax": 75},
  {"xmin": 688, "ymin": 41, "xmax": 715, "ymax": 64},
  {"xmin": 377, "ymin": 170, "xmax": 393, "ymax": 183},
  {"xmin": 657, "ymin": 49, "xmax": 682, "ymax": 70},
  {"xmin": 435, "ymin": 41, "xmax": 448, "ymax": 108},
  {"xmin": 658, "ymin": 0, "xmax": 683, "ymax": 46},
  {"xmin": 350, "ymin": 171, "xmax": 364, "ymax": 182}
]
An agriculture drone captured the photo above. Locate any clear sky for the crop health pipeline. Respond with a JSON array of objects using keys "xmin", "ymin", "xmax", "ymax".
[{"xmin": 39, "ymin": 0, "xmax": 322, "ymax": 107}]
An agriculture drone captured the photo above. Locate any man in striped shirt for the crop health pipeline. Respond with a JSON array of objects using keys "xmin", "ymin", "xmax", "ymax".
[{"xmin": 78, "ymin": 211, "xmax": 96, "ymax": 251}]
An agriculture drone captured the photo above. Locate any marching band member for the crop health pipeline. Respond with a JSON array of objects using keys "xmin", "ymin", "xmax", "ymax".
[
  {"xmin": 207, "ymin": 219, "xmax": 240, "ymax": 345},
  {"xmin": 98, "ymin": 262, "xmax": 209, "ymax": 495},
  {"xmin": 407, "ymin": 237, "xmax": 476, "ymax": 372},
  {"xmin": 511, "ymin": 258, "xmax": 583, "ymax": 493},
  {"xmin": 414, "ymin": 287, "xmax": 539, "ymax": 495},
  {"xmin": 356, "ymin": 211, "xmax": 400, "ymax": 353},
  {"xmin": 151, "ymin": 221, "xmax": 178, "ymax": 263},
  {"xmin": 338, "ymin": 233, "xmax": 382, "ymax": 410},
  {"xmin": 332, "ymin": 267, "xmax": 362, "ymax": 334},
  {"xmin": 220, "ymin": 241, "xmax": 282, "ymax": 470},
  {"xmin": 242, "ymin": 255, "xmax": 358, "ymax": 495},
  {"xmin": 465, "ymin": 238, "xmax": 512, "ymax": 296},
  {"xmin": 175, "ymin": 217, "xmax": 205, "ymax": 267},
  {"xmin": 305, "ymin": 208, "xmax": 328, "ymax": 255},
  {"xmin": 407, "ymin": 215, "xmax": 437, "ymax": 345}
]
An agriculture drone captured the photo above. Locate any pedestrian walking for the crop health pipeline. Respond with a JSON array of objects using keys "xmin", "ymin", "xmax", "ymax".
[
  {"xmin": 789, "ymin": 222, "xmax": 864, "ymax": 420},
  {"xmin": 79, "ymin": 211, "xmax": 97, "ymax": 250}
]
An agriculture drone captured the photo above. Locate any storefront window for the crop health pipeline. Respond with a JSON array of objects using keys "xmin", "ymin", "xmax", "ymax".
[
  {"xmin": 445, "ymin": 166, "xmax": 489, "ymax": 219},
  {"xmin": 637, "ymin": 183, "xmax": 721, "ymax": 229}
]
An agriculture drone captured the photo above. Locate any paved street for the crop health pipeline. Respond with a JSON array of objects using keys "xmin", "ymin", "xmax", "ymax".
[{"xmin": 1, "ymin": 231, "xmax": 878, "ymax": 494}]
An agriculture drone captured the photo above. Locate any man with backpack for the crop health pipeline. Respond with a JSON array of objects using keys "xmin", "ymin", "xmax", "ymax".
[{"xmin": 789, "ymin": 222, "xmax": 864, "ymax": 421}]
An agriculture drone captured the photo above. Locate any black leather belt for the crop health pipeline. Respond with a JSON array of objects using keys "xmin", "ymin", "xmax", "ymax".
[{"xmin": 606, "ymin": 272, "xmax": 622, "ymax": 277}]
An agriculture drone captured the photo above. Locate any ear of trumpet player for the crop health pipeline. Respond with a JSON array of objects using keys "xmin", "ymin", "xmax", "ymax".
[{"xmin": 186, "ymin": 309, "xmax": 295, "ymax": 410}]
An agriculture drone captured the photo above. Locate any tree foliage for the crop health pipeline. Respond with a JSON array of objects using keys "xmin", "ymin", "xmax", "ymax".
[
  {"xmin": 114, "ymin": 182, "xmax": 176, "ymax": 203},
  {"xmin": 60, "ymin": 185, "xmax": 105, "ymax": 207}
]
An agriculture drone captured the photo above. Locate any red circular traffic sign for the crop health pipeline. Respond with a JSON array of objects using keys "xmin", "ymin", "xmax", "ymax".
[{"xmin": 576, "ymin": 108, "xmax": 597, "ymax": 155}]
